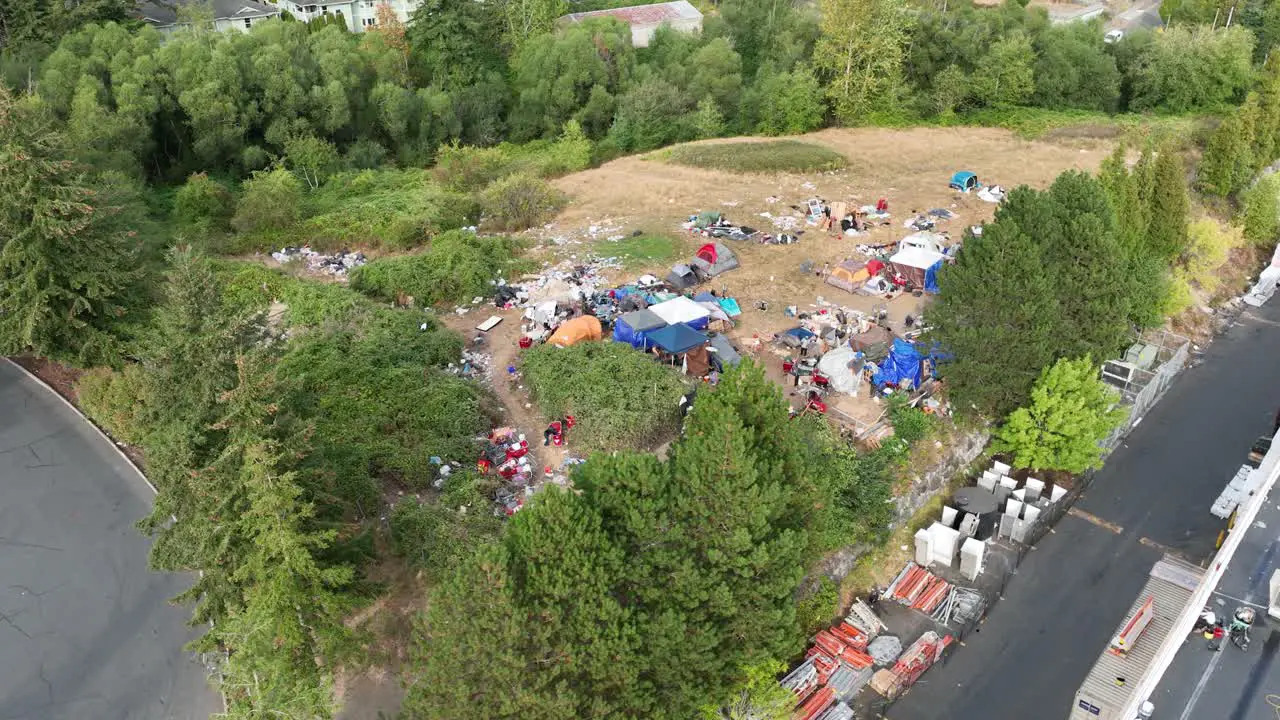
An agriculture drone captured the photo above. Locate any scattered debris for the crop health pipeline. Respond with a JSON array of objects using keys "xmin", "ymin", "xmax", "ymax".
[{"xmin": 270, "ymin": 246, "xmax": 366, "ymax": 276}]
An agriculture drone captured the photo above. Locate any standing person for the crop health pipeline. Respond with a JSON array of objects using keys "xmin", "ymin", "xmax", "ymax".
[{"xmin": 1209, "ymin": 622, "xmax": 1225, "ymax": 651}]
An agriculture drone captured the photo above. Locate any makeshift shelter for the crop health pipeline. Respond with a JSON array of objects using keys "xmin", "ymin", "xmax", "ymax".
[
  {"xmin": 650, "ymin": 296, "xmax": 712, "ymax": 331},
  {"xmin": 708, "ymin": 334, "xmax": 741, "ymax": 370},
  {"xmin": 548, "ymin": 315, "xmax": 603, "ymax": 347},
  {"xmin": 692, "ymin": 242, "xmax": 740, "ymax": 277},
  {"xmin": 643, "ymin": 323, "xmax": 708, "ymax": 354},
  {"xmin": 612, "ymin": 309, "xmax": 666, "ymax": 348},
  {"xmin": 899, "ymin": 231, "xmax": 946, "ymax": 255},
  {"xmin": 826, "ymin": 260, "xmax": 875, "ymax": 293},
  {"xmin": 666, "ymin": 263, "xmax": 700, "ymax": 290},
  {"xmin": 889, "ymin": 247, "xmax": 946, "ymax": 293},
  {"xmin": 817, "ymin": 345, "xmax": 863, "ymax": 395},
  {"xmin": 718, "ymin": 297, "xmax": 742, "ymax": 317},
  {"xmin": 873, "ymin": 338, "xmax": 925, "ymax": 389},
  {"xmin": 692, "ymin": 210, "xmax": 722, "ymax": 228},
  {"xmin": 949, "ymin": 171, "xmax": 980, "ymax": 192},
  {"xmin": 850, "ymin": 325, "xmax": 893, "ymax": 361},
  {"xmin": 684, "ymin": 345, "xmax": 711, "ymax": 375},
  {"xmin": 779, "ymin": 326, "xmax": 817, "ymax": 348}
]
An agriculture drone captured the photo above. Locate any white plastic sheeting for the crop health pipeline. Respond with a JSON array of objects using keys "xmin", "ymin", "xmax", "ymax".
[
  {"xmin": 817, "ymin": 345, "xmax": 862, "ymax": 395},
  {"xmin": 649, "ymin": 296, "xmax": 712, "ymax": 325}
]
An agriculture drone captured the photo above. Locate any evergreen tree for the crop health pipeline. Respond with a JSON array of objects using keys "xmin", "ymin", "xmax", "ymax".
[
  {"xmin": 993, "ymin": 356, "xmax": 1128, "ymax": 473},
  {"xmin": 1146, "ymin": 148, "xmax": 1190, "ymax": 261},
  {"xmin": 927, "ymin": 188, "xmax": 1061, "ymax": 416},
  {"xmin": 0, "ymin": 85, "xmax": 143, "ymax": 366},
  {"xmin": 1199, "ymin": 110, "xmax": 1253, "ymax": 197},
  {"xmin": 1039, "ymin": 171, "xmax": 1133, "ymax": 360}
]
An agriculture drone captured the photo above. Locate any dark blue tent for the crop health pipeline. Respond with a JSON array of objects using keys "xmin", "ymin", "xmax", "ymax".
[
  {"xmin": 693, "ymin": 291, "xmax": 718, "ymax": 302},
  {"xmin": 612, "ymin": 309, "xmax": 666, "ymax": 348},
  {"xmin": 949, "ymin": 171, "xmax": 979, "ymax": 192},
  {"xmin": 873, "ymin": 338, "xmax": 924, "ymax": 388},
  {"xmin": 643, "ymin": 324, "xmax": 709, "ymax": 354},
  {"xmin": 924, "ymin": 261, "xmax": 942, "ymax": 293}
]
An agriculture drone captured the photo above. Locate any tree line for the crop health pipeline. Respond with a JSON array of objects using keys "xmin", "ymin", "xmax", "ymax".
[{"xmin": 6, "ymin": 0, "xmax": 1280, "ymax": 186}]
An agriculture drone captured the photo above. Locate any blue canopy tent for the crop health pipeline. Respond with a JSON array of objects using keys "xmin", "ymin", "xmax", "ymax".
[
  {"xmin": 949, "ymin": 171, "xmax": 980, "ymax": 192},
  {"xmin": 873, "ymin": 339, "xmax": 925, "ymax": 389},
  {"xmin": 613, "ymin": 309, "xmax": 667, "ymax": 348},
  {"xmin": 643, "ymin": 324, "xmax": 709, "ymax": 354}
]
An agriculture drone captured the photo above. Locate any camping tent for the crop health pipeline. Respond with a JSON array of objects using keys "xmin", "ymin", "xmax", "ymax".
[
  {"xmin": 708, "ymin": 334, "xmax": 741, "ymax": 370},
  {"xmin": 650, "ymin": 296, "xmax": 712, "ymax": 330},
  {"xmin": 889, "ymin": 247, "xmax": 946, "ymax": 293},
  {"xmin": 949, "ymin": 171, "xmax": 980, "ymax": 192},
  {"xmin": 612, "ymin": 309, "xmax": 667, "ymax": 348},
  {"xmin": 817, "ymin": 345, "xmax": 863, "ymax": 395},
  {"xmin": 692, "ymin": 242, "xmax": 740, "ymax": 277},
  {"xmin": 666, "ymin": 263, "xmax": 700, "ymax": 291},
  {"xmin": 684, "ymin": 345, "xmax": 711, "ymax": 375},
  {"xmin": 826, "ymin": 260, "xmax": 875, "ymax": 293},
  {"xmin": 548, "ymin": 315, "xmax": 603, "ymax": 347},
  {"xmin": 899, "ymin": 231, "xmax": 946, "ymax": 255},
  {"xmin": 873, "ymin": 338, "xmax": 924, "ymax": 389},
  {"xmin": 643, "ymin": 323, "xmax": 708, "ymax": 354}
]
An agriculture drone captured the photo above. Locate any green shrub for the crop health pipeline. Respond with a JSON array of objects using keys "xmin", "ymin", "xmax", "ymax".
[
  {"xmin": 433, "ymin": 144, "xmax": 512, "ymax": 192},
  {"xmin": 231, "ymin": 167, "xmax": 303, "ymax": 235},
  {"xmin": 521, "ymin": 341, "xmax": 688, "ymax": 450},
  {"xmin": 389, "ymin": 474, "xmax": 502, "ymax": 580},
  {"xmin": 76, "ymin": 365, "xmax": 150, "ymax": 445},
  {"xmin": 173, "ymin": 172, "xmax": 234, "ymax": 229},
  {"xmin": 796, "ymin": 577, "xmax": 839, "ymax": 636},
  {"xmin": 211, "ymin": 260, "xmax": 289, "ymax": 315},
  {"xmin": 888, "ymin": 394, "xmax": 934, "ymax": 445},
  {"xmin": 1242, "ymin": 175, "xmax": 1280, "ymax": 247},
  {"xmin": 663, "ymin": 140, "xmax": 847, "ymax": 174},
  {"xmin": 481, "ymin": 174, "xmax": 565, "ymax": 231},
  {"xmin": 276, "ymin": 309, "xmax": 480, "ymax": 504},
  {"xmin": 300, "ymin": 169, "xmax": 479, "ymax": 251},
  {"xmin": 349, "ymin": 231, "xmax": 523, "ymax": 306}
]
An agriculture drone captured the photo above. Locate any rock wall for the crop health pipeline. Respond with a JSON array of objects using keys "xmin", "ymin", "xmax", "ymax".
[{"xmin": 819, "ymin": 428, "xmax": 990, "ymax": 584}]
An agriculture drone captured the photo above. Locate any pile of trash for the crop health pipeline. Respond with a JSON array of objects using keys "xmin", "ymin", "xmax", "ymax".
[
  {"xmin": 270, "ymin": 246, "xmax": 366, "ymax": 276},
  {"xmin": 446, "ymin": 350, "xmax": 491, "ymax": 383},
  {"xmin": 868, "ymin": 631, "xmax": 952, "ymax": 700}
]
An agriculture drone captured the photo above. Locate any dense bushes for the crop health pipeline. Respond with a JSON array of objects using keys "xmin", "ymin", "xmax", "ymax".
[
  {"xmin": 349, "ymin": 231, "xmax": 523, "ymax": 305},
  {"xmin": 231, "ymin": 168, "xmax": 304, "ymax": 235},
  {"xmin": 300, "ymin": 170, "xmax": 479, "ymax": 250},
  {"xmin": 480, "ymin": 174, "xmax": 566, "ymax": 230},
  {"xmin": 521, "ymin": 341, "xmax": 688, "ymax": 450},
  {"xmin": 389, "ymin": 474, "xmax": 503, "ymax": 580},
  {"xmin": 173, "ymin": 173, "xmax": 234, "ymax": 230},
  {"xmin": 664, "ymin": 140, "xmax": 847, "ymax": 174}
]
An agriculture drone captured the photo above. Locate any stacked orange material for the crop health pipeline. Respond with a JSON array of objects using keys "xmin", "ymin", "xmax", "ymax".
[
  {"xmin": 793, "ymin": 687, "xmax": 834, "ymax": 720},
  {"xmin": 910, "ymin": 575, "xmax": 952, "ymax": 614},
  {"xmin": 830, "ymin": 622, "xmax": 869, "ymax": 651}
]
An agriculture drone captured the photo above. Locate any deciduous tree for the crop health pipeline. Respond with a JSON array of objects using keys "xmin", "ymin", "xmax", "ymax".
[
  {"xmin": 993, "ymin": 356, "xmax": 1127, "ymax": 473},
  {"xmin": 813, "ymin": 0, "xmax": 913, "ymax": 122}
]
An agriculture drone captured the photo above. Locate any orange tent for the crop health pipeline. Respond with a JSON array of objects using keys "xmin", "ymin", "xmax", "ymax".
[
  {"xmin": 548, "ymin": 315, "xmax": 603, "ymax": 347},
  {"xmin": 826, "ymin": 260, "xmax": 872, "ymax": 293}
]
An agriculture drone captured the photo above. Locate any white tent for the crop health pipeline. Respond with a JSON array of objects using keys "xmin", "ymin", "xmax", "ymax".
[
  {"xmin": 899, "ymin": 231, "xmax": 946, "ymax": 255},
  {"xmin": 889, "ymin": 246, "xmax": 946, "ymax": 270},
  {"xmin": 649, "ymin": 296, "xmax": 712, "ymax": 326},
  {"xmin": 817, "ymin": 345, "xmax": 863, "ymax": 396}
]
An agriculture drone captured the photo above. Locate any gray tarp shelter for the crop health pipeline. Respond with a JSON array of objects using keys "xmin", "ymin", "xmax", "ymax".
[
  {"xmin": 666, "ymin": 263, "xmax": 699, "ymax": 290},
  {"xmin": 692, "ymin": 242, "xmax": 740, "ymax": 277},
  {"xmin": 708, "ymin": 334, "xmax": 741, "ymax": 369}
]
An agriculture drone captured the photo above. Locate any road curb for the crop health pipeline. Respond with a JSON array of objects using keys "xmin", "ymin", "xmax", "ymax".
[{"xmin": 3, "ymin": 357, "xmax": 157, "ymax": 496}]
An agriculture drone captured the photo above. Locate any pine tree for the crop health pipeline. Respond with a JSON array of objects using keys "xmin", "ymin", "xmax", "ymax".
[
  {"xmin": 0, "ymin": 85, "xmax": 143, "ymax": 366},
  {"xmin": 927, "ymin": 188, "xmax": 1061, "ymax": 416},
  {"xmin": 1146, "ymin": 148, "xmax": 1190, "ymax": 261},
  {"xmin": 1039, "ymin": 171, "xmax": 1133, "ymax": 360},
  {"xmin": 993, "ymin": 356, "xmax": 1128, "ymax": 473},
  {"xmin": 1198, "ymin": 111, "xmax": 1251, "ymax": 197}
]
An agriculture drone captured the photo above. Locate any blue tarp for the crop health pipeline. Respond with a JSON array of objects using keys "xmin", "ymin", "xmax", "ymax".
[
  {"xmin": 924, "ymin": 260, "xmax": 942, "ymax": 294},
  {"xmin": 783, "ymin": 327, "xmax": 816, "ymax": 341},
  {"xmin": 873, "ymin": 338, "xmax": 924, "ymax": 389},
  {"xmin": 644, "ymin": 323, "xmax": 709, "ymax": 354},
  {"xmin": 693, "ymin": 291, "xmax": 718, "ymax": 302},
  {"xmin": 950, "ymin": 171, "xmax": 979, "ymax": 191},
  {"xmin": 719, "ymin": 297, "xmax": 741, "ymax": 317},
  {"xmin": 612, "ymin": 309, "xmax": 666, "ymax": 348}
]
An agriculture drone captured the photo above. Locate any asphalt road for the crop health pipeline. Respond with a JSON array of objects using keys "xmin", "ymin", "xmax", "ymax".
[
  {"xmin": 0, "ymin": 362, "xmax": 221, "ymax": 720},
  {"xmin": 890, "ymin": 300, "xmax": 1280, "ymax": 720}
]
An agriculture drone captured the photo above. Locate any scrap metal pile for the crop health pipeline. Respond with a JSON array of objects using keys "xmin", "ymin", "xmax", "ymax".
[
  {"xmin": 884, "ymin": 562, "xmax": 953, "ymax": 614},
  {"xmin": 868, "ymin": 631, "xmax": 952, "ymax": 701},
  {"xmin": 780, "ymin": 599, "xmax": 888, "ymax": 719}
]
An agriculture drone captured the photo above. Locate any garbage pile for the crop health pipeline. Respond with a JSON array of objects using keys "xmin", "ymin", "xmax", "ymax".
[
  {"xmin": 476, "ymin": 426, "xmax": 536, "ymax": 516},
  {"xmin": 780, "ymin": 598, "xmax": 889, "ymax": 720},
  {"xmin": 270, "ymin": 246, "xmax": 366, "ymax": 276}
]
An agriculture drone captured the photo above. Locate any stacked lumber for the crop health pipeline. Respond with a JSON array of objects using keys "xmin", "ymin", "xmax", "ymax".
[{"xmin": 884, "ymin": 562, "xmax": 952, "ymax": 614}]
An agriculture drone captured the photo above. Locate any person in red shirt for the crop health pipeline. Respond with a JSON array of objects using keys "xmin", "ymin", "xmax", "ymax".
[{"xmin": 1208, "ymin": 622, "xmax": 1226, "ymax": 651}]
